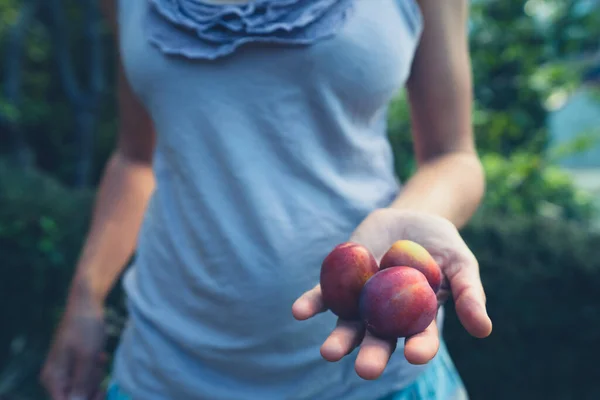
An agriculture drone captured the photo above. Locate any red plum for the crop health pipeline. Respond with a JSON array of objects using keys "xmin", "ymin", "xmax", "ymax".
[
  {"xmin": 359, "ymin": 266, "xmax": 438, "ymax": 339},
  {"xmin": 379, "ymin": 240, "xmax": 442, "ymax": 293},
  {"xmin": 320, "ymin": 242, "xmax": 379, "ymax": 320}
]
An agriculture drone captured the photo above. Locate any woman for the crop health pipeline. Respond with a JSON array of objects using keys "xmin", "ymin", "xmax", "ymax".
[{"xmin": 41, "ymin": 0, "xmax": 492, "ymax": 399}]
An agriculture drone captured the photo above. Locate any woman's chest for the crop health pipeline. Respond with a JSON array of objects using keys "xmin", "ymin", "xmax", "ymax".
[{"xmin": 119, "ymin": 0, "xmax": 423, "ymax": 120}]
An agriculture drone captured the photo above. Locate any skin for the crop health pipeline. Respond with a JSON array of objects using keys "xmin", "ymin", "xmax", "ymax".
[
  {"xmin": 292, "ymin": 0, "xmax": 492, "ymax": 381},
  {"xmin": 41, "ymin": 0, "xmax": 491, "ymax": 398}
]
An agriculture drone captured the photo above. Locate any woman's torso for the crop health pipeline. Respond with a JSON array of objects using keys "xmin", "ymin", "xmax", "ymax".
[{"xmin": 113, "ymin": 1, "xmax": 427, "ymax": 399}]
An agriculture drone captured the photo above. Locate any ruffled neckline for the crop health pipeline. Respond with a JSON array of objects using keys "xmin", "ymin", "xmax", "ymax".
[{"xmin": 145, "ymin": 0, "xmax": 356, "ymax": 60}]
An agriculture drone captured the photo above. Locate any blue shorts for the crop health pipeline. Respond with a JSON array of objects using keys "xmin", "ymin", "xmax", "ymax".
[{"xmin": 106, "ymin": 341, "xmax": 467, "ymax": 400}]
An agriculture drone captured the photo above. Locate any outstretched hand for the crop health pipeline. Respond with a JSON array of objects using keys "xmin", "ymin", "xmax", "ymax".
[{"xmin": 292, "ymin": 208, "xmax": 492, "ymax": 380}]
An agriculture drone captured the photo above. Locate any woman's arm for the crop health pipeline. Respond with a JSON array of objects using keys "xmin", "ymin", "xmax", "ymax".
[
  {"xmin": 70, "ymin": 0, "xmax": 156, "ymax": 302},
  {"xmin": 390, "ymin": 0, "xmax": 484, "ymax": 228}
]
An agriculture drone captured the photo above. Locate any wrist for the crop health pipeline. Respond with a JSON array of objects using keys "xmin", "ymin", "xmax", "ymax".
[
  {"xmin": 387, "ymin": 152, "xmax": 485, "ymax": 228},
  {"xmin": 70, "ymin": 267, "xmax": 110, "ymax": 305},
  {"xmin": 373, "ymin": 207, "xmax": 454, "ymax": 227}
]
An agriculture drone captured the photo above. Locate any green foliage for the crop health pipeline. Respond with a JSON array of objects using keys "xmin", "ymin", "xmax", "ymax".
[
  {"xmin": 0, "ymin": 159, "xmax": 92, "ymax": 395},
  {"xmin": 445, "ymin": 214, "xmax": 600, "ymax": 399},
  {"xmin": 469, "ymin": 0, "xmax": 600, "ymax": 154},
  {"xmin": 0, "ymin": 0, "xmax": 117, "ymax": 184},
  {"xmin": 387, "ymin": 92, "xmax": 415, "ymax": 182},
  {"xmin": 478, "ymin": 151, "xmax": 597, "ymax": 222}
]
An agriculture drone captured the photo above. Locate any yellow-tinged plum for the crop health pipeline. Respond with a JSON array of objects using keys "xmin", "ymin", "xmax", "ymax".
[
  {"xmin": 359, "ymin": 266, "xmax": 437, "ymax": 339},
  {"xmin": 320, "ymin": 242, "xmax": 379, "ymax": 320},
  {"xmin": 380, "ymin": 240, "xmax": 442, "ymax": 293}
]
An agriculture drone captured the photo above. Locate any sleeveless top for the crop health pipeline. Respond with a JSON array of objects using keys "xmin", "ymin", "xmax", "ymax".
[{"xmin": 113, "ymin": 1, "xmax": 430, "ymax": 399}]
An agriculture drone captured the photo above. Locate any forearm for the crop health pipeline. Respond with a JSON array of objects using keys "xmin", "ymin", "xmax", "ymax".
[
  {"xmin": 390, "ymin": 151, "xmax": 485, "ymax": 228},
  {"xmin": 70, "ymin": 151, "xmax": 155, "ymax": 302}
]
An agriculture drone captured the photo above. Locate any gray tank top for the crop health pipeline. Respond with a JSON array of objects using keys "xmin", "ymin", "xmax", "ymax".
[{"xmin": 113, "ymin": 0, "xmax": 430, "ymax": 399}]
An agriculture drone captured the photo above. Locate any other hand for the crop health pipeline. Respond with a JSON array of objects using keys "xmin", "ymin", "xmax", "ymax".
[{"xmin": 40, "ymin": 284, "xmax": 107, "ymax": 400}]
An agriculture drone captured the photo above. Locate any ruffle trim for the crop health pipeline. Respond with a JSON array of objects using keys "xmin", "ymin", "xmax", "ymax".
[{"xmin": 145, "ymin": 0, "xmax": 356, "ymax": 60}]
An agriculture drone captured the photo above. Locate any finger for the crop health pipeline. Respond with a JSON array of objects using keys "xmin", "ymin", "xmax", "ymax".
[
  {"xmin": 292, "ymin": 285, "xmax": 326, "ymax": 320},
  {"xmin": 404, "ymin": 319, "xmax": 439, "ymax": 365},
  {"xmin": 47, "ymin": 386, "xmax": 70, "ymax": 400},
  {"xmin": 320, "ymin": 319, "xmax": 365, "ymax": 362},
  {"xmin": 89, "ymin": 377, "xmax": 108, "ymax": 400},
  {"xmin": 40, "ymin": 357, "xmax": 71, "ymax": 400},
  {"xmin": 69, "ymin": 351, "xmax": 107, "ymax": 400},
  {"xmin": 85, "ymin": 353, "xmax": 109, "ymax": 400},
  {"xmin": 41, "ymin": 373, "xmax": 69, "ymax": 400},
  {"xmin": 446, "ymin": 255, "xmax": 492, "ymax": 338},
  {"xmin": 355, "ymin": 331, "xmax": 397, "ymax": 380},
  {"xmin": 92, "ymin": 390, "xmax": 106, "ymax": 400}
]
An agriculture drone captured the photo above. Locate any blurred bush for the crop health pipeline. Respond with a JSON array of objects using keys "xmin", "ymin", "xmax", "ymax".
[
  {"xmin": 0, "ymin": 160, "xmax": 126, "ymax": 398},
  {"xmin": 446, "ymin": 214, "xmax": 600, "ymax": 400},
  {"xmin": 478, "ymin": 151, "xmax": 597, "ymax": 223},
  {"xmin": 0, "ymin": 160, "xmax": 92, "ymax": 397},
  {"xmin": 0, "ymin": 0, "xmax": 117, "ymax": 187}
]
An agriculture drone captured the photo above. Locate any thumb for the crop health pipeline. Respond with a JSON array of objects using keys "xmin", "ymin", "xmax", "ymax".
[{"xmin": 68, "ymin": 351, "xmax": 107, "ymax": 400}]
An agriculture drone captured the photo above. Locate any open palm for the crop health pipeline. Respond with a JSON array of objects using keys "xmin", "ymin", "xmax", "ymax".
[{"xmin": 292, "ymin": 208, "xmax": 492, "ymax": 380}]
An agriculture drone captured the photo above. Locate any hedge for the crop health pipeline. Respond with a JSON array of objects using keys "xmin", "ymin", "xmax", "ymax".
[
  {"xmin": 1, "ymin": 163, "xmax": 599, "ymax": 399},
  {"xmin": 0, "ymin": 161, "xmax": 93, "ymax": 398},
  {"xmin": 446, "ymin": 214, "xmax": 600, "ymax": 400}
]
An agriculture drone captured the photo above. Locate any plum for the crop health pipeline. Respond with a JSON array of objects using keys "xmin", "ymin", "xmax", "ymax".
[
  {"xmin": 380, "ymin": 240, "xmax": 442, "ymax": 293},
  {"xmin": 320, "ymin": 242, "xmax": 379, "ymax": 320},
  {"xmin": 359, "ymin": 266, "xmax": 437, "ymax": 339}
]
